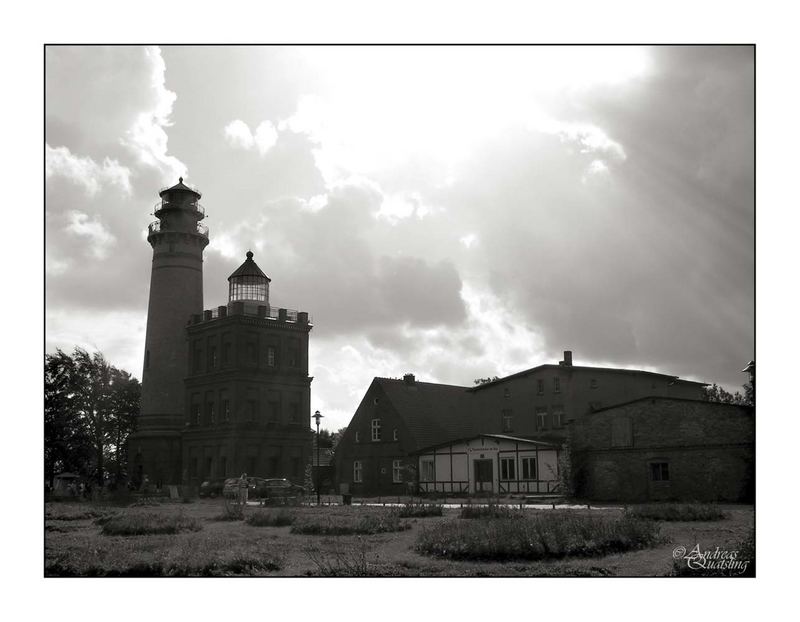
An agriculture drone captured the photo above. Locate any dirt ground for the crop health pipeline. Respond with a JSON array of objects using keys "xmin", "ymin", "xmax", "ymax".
[{"xmin": 44, "ymin": 499, "xmax": 754, "ymax": 577}]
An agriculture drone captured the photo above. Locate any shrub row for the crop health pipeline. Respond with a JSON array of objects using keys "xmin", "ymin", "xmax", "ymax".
[
  {"xmin": 98, "ymin": 511, "xmax": 202, "ymax": 536},
  {"xmin": 291, "ymin": 512, "xmax": 410, "ymax": 535},
  {"xmin": 416, "ymin": 511, "xmax": 662, "ymax": 561},
  {"xmin": 397, "ymin": 503, "xmax": 444, "ymax": 518},
  {"xmin": 625, "ymin": 503, "xmax": 727, "ymax": 522},
  {"xmin": 46, "ymin": 553, "xmax": 284, "ymax": 577}
]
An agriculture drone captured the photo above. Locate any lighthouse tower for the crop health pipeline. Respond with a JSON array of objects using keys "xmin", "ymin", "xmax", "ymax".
[{"xmin": 131, "ymin": 178, "xmax": 209, "ymax": 486}]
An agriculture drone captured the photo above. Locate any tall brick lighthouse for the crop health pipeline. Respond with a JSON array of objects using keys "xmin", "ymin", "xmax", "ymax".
[
  {"xmin": 130, "ymin": 178, "xmax": 209, "ymax": 486},
  {"xmin": 130, "ymin": 179, "xmax": 313, "ymax": 489}
]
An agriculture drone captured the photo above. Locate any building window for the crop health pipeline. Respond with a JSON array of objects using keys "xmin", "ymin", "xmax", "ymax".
[
  {"xmin": 288, "ymin": 339, "xmax": 299, "ymax": 367},
  {"xmin": 650, "ymin": 462, "xmax": 670, "ymax": 482},
  {"xmin": 552, "ymin": 408, "xmax": 563, "ymax": 429},
  {"xmin": 590, "ymin": 378, "xmax": 598, "ymax": 389},
  {"xmin": 209, "ymin": 346, "xmax": 217, "ymax": 369},
  {"xmin": 289, "ymin": 403, "xmax": 300, "ymax": 424},
  {"xmin": 219, "ymin": 456, "xmax": 227, "ymax": 478},
  {"xmin": 392, "ymin": 460, "xmax": 403, "ymax": 483},
  {"xmin": 553, "ymin": 377, "xmax": 561, "ymax": 393},
  {"xmin": 421, "ymin": 459, "xmax": 435, "ymax": 482},
  {"xmin": 500, "ymin": 457, "xmax": 516, "ymax": 481},
  {"xmin": 208, "ymin": 402, "xmax": 216, "ymax": 425},
  {"xmin": 504, "ymin": 388, "xmax": 511, "ymax": 398},
  {"xmin": 193, "ymin": 347, "xmax": 202, "ymax": 373},
  {"xmin": 393, "ymin": 428, "xmax": 398, "ymax": 441},
  {"xmin": 612, "ymin": 418, "xmax": 633, "ymax": 447},
  {"xmin": 192, "ymin": 403, "xmax": 201, "ymax": 426},
  {"xmin": 536, "ymin": 408, "xmax": 547, "ymax": 430},
  {"xmin": 222, "ymin": 341, "xmax": 231, "ymax": 366},
  {"xmin": 205, "ymin": 457, "xmax": 213, "ymax": 478},
  {"xmin": 537, "ymin": 379, "xmax": 544, "ymax": 395},
  {"xmin": 221, "ymin": 399, "xmax": 230, "ymax": 422},
  {"xmin": 267, "ymin": 346, "xmax": 276, "ymax": 367},
  {"xmin": 502, "ymin": 409, "xmax": 513, "ymax": 432},
  {"xmin": 268, "ymin": 402, "xmax": 280, "ymax": 425},
  {"xmin": 246, "ymin": 342, "xmax": 257, "ymax": 365},
  {"xmin": 355, "ymin": 431, "xmax": 360, "ymax": 443},
  {"xmin": 371, "ymin": 418, "xmax": 381, "ymax": 441},
  {"xmin": 353, "ymin": 460, "xmax": 363, "ymax": 483},
  {"xmin": 521, "ymin": 456, "xmax": 537, "ymax": 480}
]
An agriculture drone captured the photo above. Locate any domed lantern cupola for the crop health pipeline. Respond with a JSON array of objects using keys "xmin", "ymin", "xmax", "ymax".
[{"xmin": 228, "ymin": 250, "xmax": 271, "ymax": 313}]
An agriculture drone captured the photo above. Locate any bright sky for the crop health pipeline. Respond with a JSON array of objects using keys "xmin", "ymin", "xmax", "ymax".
[{"xmin": 45, "ymin": 45, "xmax": 754, "ymax": 431}]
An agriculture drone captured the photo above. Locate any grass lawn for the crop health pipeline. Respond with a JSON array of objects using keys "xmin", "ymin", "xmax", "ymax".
[{"xmin": 44, "ymin": 499, "xmax": 754, "ymax": 577}]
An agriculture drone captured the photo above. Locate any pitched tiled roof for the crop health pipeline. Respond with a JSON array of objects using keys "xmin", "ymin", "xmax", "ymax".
[
  {"xmin": 416, "ymin": 433, "xmax": 562, "ymax": 454},
  {"xmin": 468, "ymin": 364, "xmax": 708, "ymax": 391},
  {"xmin": 376, "ymin": 378, "xmax": 478, "ymax": 451}
]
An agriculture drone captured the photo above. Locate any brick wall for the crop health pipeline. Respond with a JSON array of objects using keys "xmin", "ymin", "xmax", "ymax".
[{"xmin": 570, "ymin": 398, "xmax": 754, "ymax": 502}]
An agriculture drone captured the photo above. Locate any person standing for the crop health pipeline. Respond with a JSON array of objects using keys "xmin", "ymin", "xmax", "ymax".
[{"xmin": 238, "ymin": 473, "xmax": 249, "ymax": 506}]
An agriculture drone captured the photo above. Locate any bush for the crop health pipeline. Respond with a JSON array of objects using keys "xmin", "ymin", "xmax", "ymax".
[
  {"xmin": 305, "ymin": 538, "xmax": 370, "ymax": 576},
  {"xmin": 398, "ymin": 503, "xmax": 443, "ymax": 518},
  {"xmin": 46, "ymin": 552, "xmax": 284, "ymax": 577},
  {"xmin": 246, "ymin": 509, "xmax": 296, "ymax": 527},
  {"xmin": 417, "ymin": 511, "xmax": 662, "ymax": 561},
  {"xmin": 99, "ymin": 511, "xmax": 202, "ymax": 536},
  {"xmin": 626, "ymin": 503, "xmax": 727, "ymax": 522},
  {"xmin": 459, "ymin": 504, "xmax": 521, "ymax": 520},
  {"xmin": 46, "ymin": 505, "xmax": 110, "ymax": 521},
  {"xmin": 292, "ymin": 511, "xmax": 410, "ymax": 536}
]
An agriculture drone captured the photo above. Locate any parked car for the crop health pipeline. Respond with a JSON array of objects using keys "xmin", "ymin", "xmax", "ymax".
[
  {"xmin": 222, "ymin": 476, "xmax": 305, "ymax": 501},
  {"xmin": 198, "ymin": 478, "xmax": 226, "ymax": 498},
  {"xmin": 255, "ymin": 478, "xmax": 305, "ymax": 501}
]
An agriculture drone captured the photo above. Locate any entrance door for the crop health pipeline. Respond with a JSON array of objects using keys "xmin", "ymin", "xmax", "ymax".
[{"xmin": 474, "ymin": 459, "xmax": 494, "ymax": 493}]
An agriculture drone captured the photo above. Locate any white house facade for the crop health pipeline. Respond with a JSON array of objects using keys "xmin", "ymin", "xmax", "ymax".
[{"xmin": 416, "ymin": 434, "xmax": 561, "ymax": 495}]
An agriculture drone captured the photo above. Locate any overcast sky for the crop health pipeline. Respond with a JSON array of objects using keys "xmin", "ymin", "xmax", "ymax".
[{"xmin": 45, "ymin": 45, "xmax": 754, "ymax": 431}]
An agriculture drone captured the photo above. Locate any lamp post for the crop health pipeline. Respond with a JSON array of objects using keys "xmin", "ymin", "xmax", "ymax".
[{"xmin": 313, "ymin": 410, "xmax": 323, "ymax": 506}]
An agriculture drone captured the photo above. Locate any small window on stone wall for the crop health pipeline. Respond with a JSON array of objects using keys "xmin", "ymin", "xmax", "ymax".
[
  {"xmin": 649, "ymin": 462, "xmax": 670, "ymax": 482},
  {"xmin": 611, "ymin": 417, "xmax": 633, "ymax": 447}
]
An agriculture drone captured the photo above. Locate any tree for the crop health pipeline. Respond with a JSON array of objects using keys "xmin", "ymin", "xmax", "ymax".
[
  {"xmin": 701, "ymin": 383, "xmax": 748, "ymax": 406},
  {"xmin": 44, "ymin": 348, "xmax": 140, "ymax": 486},
  {"xmin": 473, "ymin": 376, "xmax": 500, "ymax": 386}
]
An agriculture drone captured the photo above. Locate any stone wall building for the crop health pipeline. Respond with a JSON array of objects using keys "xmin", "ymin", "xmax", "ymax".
[
  {"xmin": 129, "ymin": 180, "xmax": 313, "ymax": 488},
  {"xmin": 333, "ymin": 352, "xmax": 712, "ymax": 498},
  {"xmin": 569, "ymin": 397, "xmax": 754, "ymax": 502}
]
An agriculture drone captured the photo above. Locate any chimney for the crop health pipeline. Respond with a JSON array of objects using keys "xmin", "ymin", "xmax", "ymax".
[
  {"xmin": 403, "ymin": 373, "xmax": 416, "ymax": 386},
  {"xmin": 563, "ymin": 350, "xmax": 573, "ymax": 366}
]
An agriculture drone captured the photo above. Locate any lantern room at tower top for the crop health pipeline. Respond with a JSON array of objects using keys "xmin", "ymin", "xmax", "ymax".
[
  {"xmin": 148, "ymin": 177, "xmax": 208, "ymax": 240},
  {"xmin": 228, "ymin": 250, "xmax": 271, "ymax": 306}
]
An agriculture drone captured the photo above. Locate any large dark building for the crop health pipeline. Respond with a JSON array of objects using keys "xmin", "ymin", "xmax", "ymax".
[
  {"xmin": 128, "ymin": 179, "xmax": 313, "ymax": 488},
  {"xmin": 335, "ymin": 353, "xmax": 754, "ymax": 501}
]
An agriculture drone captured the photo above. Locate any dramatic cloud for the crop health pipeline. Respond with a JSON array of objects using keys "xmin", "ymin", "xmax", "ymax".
[
  {"xmin": 223, "ymin": 119, "xmax": 279, "ymax": 155},
  {"xmin": 45, "ymin": 46, "xmax": 754, "ymax": 430},
  {"xmin": 46, "ymin": 145, "xmax": 132, "ymax": 196}
]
